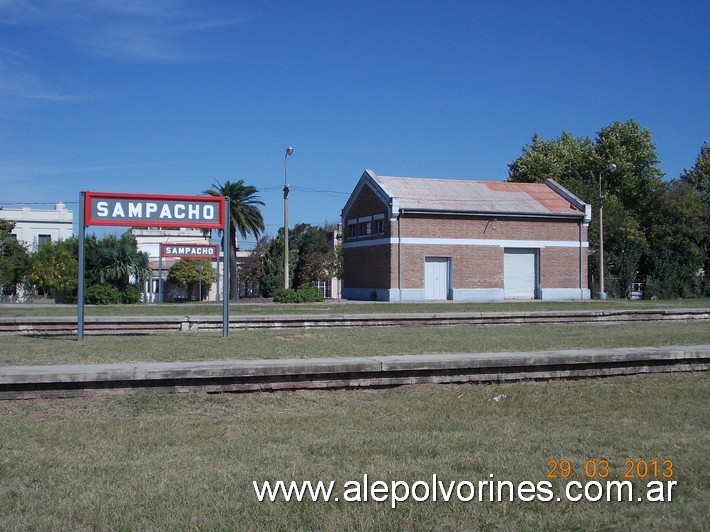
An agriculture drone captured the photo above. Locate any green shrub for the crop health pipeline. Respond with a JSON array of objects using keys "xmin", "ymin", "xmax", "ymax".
[
  {"xmin": 86, "ymin": 284, "xmax": 122, "ymax": 305},
  {"xmin": 272, "ymin": 284, "xmax": 325, "ymax": 303},
  {"xmin": 121, "ymin": 284, "xmax": 143, "ymax": 304},
  {"xmin": 296, "ymin": 284, "xmax": 326, "ymax": 302},
  {"xmin": 272, "ymin": 288, "xmax": 298, "ymax": 303}
]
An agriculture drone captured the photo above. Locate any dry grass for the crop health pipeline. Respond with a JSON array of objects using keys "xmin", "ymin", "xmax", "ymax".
[
  {"xmin": 1, "ymin": 305, "xmax": 708, "ymax": 529},
  {"xmin": 1, "ymin": 320, "xmax": 709, "ymax": 367},
  {"xmin": 0, "ymin": 373, "xmax": 707, "ymax": 530},
  {"xmin": 1, "ymin": 297, "xmax": 709, "ymax": 317}
]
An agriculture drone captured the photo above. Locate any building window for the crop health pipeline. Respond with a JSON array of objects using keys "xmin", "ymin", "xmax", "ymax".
[
  {"xmin": 372, "ymin": 213, "xmax": 385, "ymax": 235},
  {"xmin": 314, "ymin": 280, "xmax": 331, "ymax": 298},
  {"xmin": 347, "ymin": 215, "xmax": 383, "ymax": 239},
  {"xmin": 38, "ymin": 234, "xmax": 51, "ymax": 246}
]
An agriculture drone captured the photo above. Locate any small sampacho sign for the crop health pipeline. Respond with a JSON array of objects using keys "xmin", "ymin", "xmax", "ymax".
[{"xmin": 161, "ymin": 243, "xmax": 219, "ymax": 258}]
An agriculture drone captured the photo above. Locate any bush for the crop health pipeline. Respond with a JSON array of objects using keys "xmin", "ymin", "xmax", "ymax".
[
  {"xmin": 272, "ymin": 284, "xmax": 325, "ymax": 303},
  {"xmin": 272, "ymin": 288, "xmax": 299, "ymax": 303},
  {"xmin": 121, "ymin": 284, "xmax": 143, "ymax": 304},
  {"xmin": 85, "ymin": 284, "xmax": 122, "ymax": 305}
]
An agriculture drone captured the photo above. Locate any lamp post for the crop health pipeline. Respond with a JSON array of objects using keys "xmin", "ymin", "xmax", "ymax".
[
  {"xmin": 283, "ymin": 146, "xmax": 294, "ymax": 289},
  {"xmin": 197, "ymin": 262, "xmax": 204, "ymax": 302},
  {"xmin": 598, "ymin": 162, "xmax": 617, "ymax": 300}
]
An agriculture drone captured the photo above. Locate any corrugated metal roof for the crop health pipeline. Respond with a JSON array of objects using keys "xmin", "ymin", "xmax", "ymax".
[{"xmin": 373, "ymin": 174, "xmax": 584, "ymax": 217}]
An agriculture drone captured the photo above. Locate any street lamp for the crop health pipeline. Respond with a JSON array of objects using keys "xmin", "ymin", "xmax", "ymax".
[
  {"xmin": 283, "ymin": 146, "xmax": 294, "ymax": 289},
  {"xmin": 197, "ymin": 262, "xmax": 204, "ymax": 302},
  {"xmin": 598, "ymin": 162, "xmax": 617, "ymax": 300}
]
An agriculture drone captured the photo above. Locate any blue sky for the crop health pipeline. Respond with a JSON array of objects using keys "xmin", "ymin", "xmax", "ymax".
[{"xmin": 1, "ymin": 0, "xmax": 708, "ymax": 247}]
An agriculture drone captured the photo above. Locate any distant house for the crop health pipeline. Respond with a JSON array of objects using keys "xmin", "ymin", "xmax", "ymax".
[
  {"xmin": 132, "ymin": 227, "xmax": 217, "ymax": 302},
  {"xmin": 312, "ymin": 226, "xmax": 343, "ymax": 299},
  {"xmin": 340, "ymin": 170, "xmax": 592, "ymax": 302},
  {"xmin": 132, "ymin": 227, "xmax": 271, "ymax": 301},
  {"xmin": 0, "ymin": 202, "xmax": 73, "ymax": 249}
]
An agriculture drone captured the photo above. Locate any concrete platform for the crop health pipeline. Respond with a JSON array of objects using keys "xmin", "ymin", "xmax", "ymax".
[{"xmin": 1, "ymin": 345, "xmax": 708, "ymax": 400}]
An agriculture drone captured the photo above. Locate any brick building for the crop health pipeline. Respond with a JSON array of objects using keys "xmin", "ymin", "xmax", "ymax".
[{"xmin": 341, "ymin": 170, "xmax": 592, "ymax": 301}]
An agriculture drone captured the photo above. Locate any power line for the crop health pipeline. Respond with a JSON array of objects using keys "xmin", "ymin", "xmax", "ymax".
[
  {"xmin": 292, "ymin": 186, "xmax": 349, "ymax": 196},
  {"xmin": 260, "ymin": 185, "xmax": 350, "ymax": 197}
]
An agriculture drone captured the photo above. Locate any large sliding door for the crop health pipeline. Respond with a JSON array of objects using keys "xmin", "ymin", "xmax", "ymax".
[{"xmin": 504, "ymin": 249, "xmax": 537, "ymax": 299}]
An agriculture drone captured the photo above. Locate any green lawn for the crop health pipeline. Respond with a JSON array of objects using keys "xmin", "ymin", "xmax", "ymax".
[
  {"xmin": 1, "ymin": 297, "xmax": 710, "ymax": 317},
  {"xmin": 0, "ymin": 373, "xmax": 707, "ymax": 530},
  {"xmin": 2, "ymin": 321, "xmax": 710, "ymax": 367}
]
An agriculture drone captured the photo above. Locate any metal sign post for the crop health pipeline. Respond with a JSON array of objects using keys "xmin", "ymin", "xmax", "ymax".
[
  {"xmin": 223, "ymin": 196, "xmax": 230, "ymax": 337},
  {"xmin": 158, "ymin": 245, "xmax": 163, "ymax": 303},
  {"xmin": 215, "ymin": 244, "xmax": 220, "ymax": 304},
  {"xmin": 76, "ymin": 191, "xmax": 226, "ymax": 340},
  {"xmin": 77, "ymin": 192, "xmax": 86, "ymax": 340}
]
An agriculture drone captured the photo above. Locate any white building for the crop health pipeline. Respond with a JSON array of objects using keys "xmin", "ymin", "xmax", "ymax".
[
  {"xmin": 0, "ymin": 202, "xmax": 74, "ymax": 249},
  {"xmin": 131, "ymin": 226, "xmax": 343, "ymax": 302},
  {"xmin": 131, "ymin": 227, "xmax": 219, "ymax": 302}
]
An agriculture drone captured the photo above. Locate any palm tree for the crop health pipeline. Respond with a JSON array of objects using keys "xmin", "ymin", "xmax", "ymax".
[
  {"xmin": 203, "ymin": 180, "xmax": 265, "ymax": 300},
  {"xmin": 87, "ymin": 233, "xmax": 151, "ymax": 290}
]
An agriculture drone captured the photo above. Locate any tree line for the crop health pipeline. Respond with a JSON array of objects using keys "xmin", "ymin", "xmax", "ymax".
[
  {"xmin": 0, "ymin": 229, "xmax": 151, "ymax": 303},
  {"xmin": 508, "ymin": 119, "xmax": 709, "ymax": 298},
  {"xmin": 0, "ymin": 176, "xmax": 340, "ymax": 303},
  {"xmin": 1, "ymin": 119, "xmax": 707, "ymax": 301},
  {"xmin": 0, "ymin": 217, "xmax": 339, "ymax": 304},
  {"xmin": 204, "ymin": 180, "xmax": 340, "ymax": 301}
]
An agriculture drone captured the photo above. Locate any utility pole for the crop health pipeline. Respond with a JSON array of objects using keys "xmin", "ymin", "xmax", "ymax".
[{"xmin": 283, "ymin": 146, "xmax": 293, "ymax": 289}]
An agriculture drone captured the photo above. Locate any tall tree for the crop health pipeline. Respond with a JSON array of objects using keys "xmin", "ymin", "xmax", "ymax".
[
  {"xmin": 239, "ymin": 235, "xmax": 269, "ymax": 296},
  {"xmin": 509, "ymin": 120, "xmax": 664, "ymax": 209},
  {"xmin": 644, "ymin": 180, "xmax": 708, "ymax": 297},
  {"xmin": 290, "ymin": 223, "xmax": 330, "ymax": 287},
  {"xmin": 594, "ymin": 120, "xmax": 664, "ymax": 218},
  {"xmin": 680, "ymin": 142, "xmax": 710, "ymax": 196},
  {"xmin": 203, "ymin": 180, "xmax": 265, "ymax": 300},
  {"xmin": 0, "ymin": 219, "xmax": 30, "ymax": 296},
  {"xmin": 602, "ymin": 198, "xmax": 648, "ymax": 298},
  {"xmin": 508, "ymin": 132, "xmax": 598, "ymax": 203},
  {"xmin": 680, "ymin": 143, "xmax": 710, "ymax": 294},
  {"xmin": 508, "ymin": 120, "xmax": 665, "ymax": 297},
  {"xmin": 259, "ymin": 231, "xmax": 297, "ymax": 297},
  {"xmin": 594, "ymin": 120, "xmax": 664, "ymax": 293},
  {"xmin": 26, "ymin": 237, "xmax": 78, "ymax": 299}
]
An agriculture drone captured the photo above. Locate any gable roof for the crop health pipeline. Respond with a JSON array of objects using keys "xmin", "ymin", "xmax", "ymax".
[{"xmin": 343, "ymin": 170, "xmax": 590, "ymax": 222}]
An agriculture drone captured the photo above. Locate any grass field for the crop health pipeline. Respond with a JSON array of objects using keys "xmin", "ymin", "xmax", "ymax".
[
  {"xmin": 0, "ymin": 373, "xmax": 707, "ymax": 530},
  {"xmin": 2, "ymin": 302, "xmax": 708, "ymax": 529},
  {"xmin": 1, "ymin": 297, "xmax": 710, "ymax": 317},
  {"xmin": 2, "ymin": 320, "xmax": 710, "ymax": 366}
]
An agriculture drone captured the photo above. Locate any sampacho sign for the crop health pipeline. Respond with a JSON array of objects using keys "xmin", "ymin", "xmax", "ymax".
[
  {"xmin": 161, "ymin": 243, "xmax": 219, "ymax": 258},
  {"xmin": 78, "ymin": 190, "xmax": 230, "ymax": 341},
  {"xmin": 84, "ymin": 191, "xmax": 224, "ymax": 229}
]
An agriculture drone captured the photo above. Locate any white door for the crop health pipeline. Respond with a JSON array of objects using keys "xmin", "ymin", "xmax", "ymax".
[
  {"xmin": 425, "ymin": 257, "xmax": 450, "ymax": 300},
  {"xmin": 504, "ymin": 249, "xmax": 537, "ymax": 299}
]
